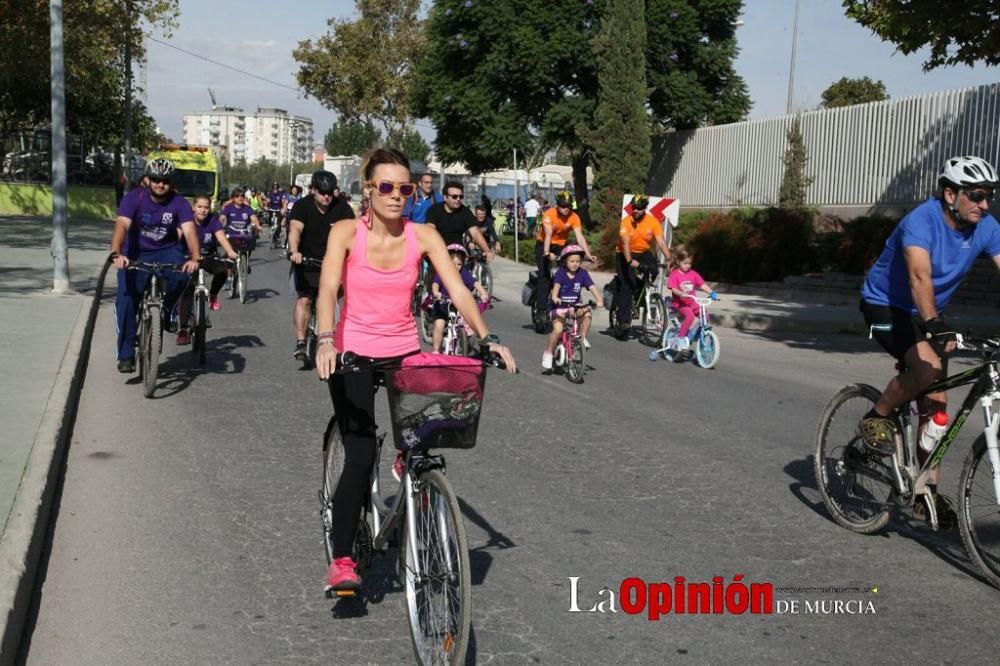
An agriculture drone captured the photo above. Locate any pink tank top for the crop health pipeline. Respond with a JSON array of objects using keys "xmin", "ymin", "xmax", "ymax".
[{"xmin": 335, "ymin": 219, "xmax": 420, "ymax": 358}]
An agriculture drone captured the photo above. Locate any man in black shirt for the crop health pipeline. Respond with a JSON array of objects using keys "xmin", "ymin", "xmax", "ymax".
[
  {"xmin": 426, "ymin": 181, "xmax": 495, "ymax": 261},
  {"xmin": 287, "ymin": 170, "xmax": 355, "ymax": 360}
]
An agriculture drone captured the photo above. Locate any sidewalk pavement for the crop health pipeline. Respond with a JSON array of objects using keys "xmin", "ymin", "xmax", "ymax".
[
  {"xmin": 488, "ymin": 255, "xmax": 1000, "ymax": 336},
  {"xmin": 0, "ymin": 215, "xmax": 110, "ymax": 664}
]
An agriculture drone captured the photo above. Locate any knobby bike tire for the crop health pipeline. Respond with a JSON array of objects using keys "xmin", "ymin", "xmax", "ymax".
[
  {"xmin": 401, "ymin": 469, "xmax": 471, "ymax": 666},
  {"xmin": 194, "ymin": 294, "xmax": 207, "ymax": 365},
  {"xmin": 958, "ymin": 434, "xmax": 1000, "ymax": 589},
  {"xmin": 419, "ymin": 305, "xmax": 434, "ymax": 346},
  {"xmin": 813, "ymin": 383, "xmax": 894, "ymax": 534},
  {"xmin": 238, "ymin": 254, "xmax": 248, "ymax": 304},
  {"xmin": 142, "ymin": 305, "xmax": 161, "ymax": 399},
  {"xmin": 567, "ymin": 337, "xmax": 585, "ymax": 383},
  {"xmin": 479, "ymin": 264, "xmax": 494, "ymax": 299},
  {"xmin": 695, "ymin": 330, "xmax": 720, "ymax": 369}
]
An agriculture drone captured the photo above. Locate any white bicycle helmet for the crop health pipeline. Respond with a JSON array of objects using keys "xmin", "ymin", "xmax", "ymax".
[
  {"xmin": 145, "ymin": 158, "xmax": 175, "ymax": 180},
  {"xmin": 938, "ymin": 155, "xmax": 999, "ymax": 189}
]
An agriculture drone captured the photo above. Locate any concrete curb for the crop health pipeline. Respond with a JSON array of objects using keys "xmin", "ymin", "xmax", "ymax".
[{"xmin": 0, "ymin": 257, "xmax": 111, "ymax": 665}]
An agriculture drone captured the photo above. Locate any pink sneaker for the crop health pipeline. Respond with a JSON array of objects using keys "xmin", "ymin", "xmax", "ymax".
[
  {"xmin": 209, "ymin": 295, "xmax": 221, "ymax": 311},
  {"xmin": 392, "ymin": 452, "xmax": 405, "ymax": 482},
  {"xmin": 176, "ymin": 329, "xmax": 191, "ymax": 346},
  {"xmin": 325, "ymin": 556, "xmax": 361, "ymax": 594}
]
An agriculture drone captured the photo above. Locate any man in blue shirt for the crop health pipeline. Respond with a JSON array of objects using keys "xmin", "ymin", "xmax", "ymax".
[
  {"xmin": 858, "ymin": 155, "xmax": 1000, "ymax": 513},
  {"xmin": 402, "ymin": 172, "xmax": 442, "ymax": 223}
]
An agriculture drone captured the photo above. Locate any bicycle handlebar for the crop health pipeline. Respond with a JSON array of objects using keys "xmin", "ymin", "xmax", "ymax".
[
  {"xmin": 286, "ymin": 252, "xmax": 324, "ymax": 268},
  {"xmin": 338, "ymin": 347, "xmax": 509, "ymax": 373},
  {"xmin": 123, "ymin": 259, "xmax": 187, "ymax": 273}
]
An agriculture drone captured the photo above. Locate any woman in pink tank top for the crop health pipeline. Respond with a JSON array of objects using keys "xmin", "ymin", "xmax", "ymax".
[{"xmin": 310, "ymin": 148, "xmax": 516, "ymax": 594}]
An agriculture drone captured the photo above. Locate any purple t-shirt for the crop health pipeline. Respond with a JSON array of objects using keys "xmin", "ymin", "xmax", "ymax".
[
  {"xmin": 433, "ymin": 266, "xmax": 476, "ymax": 300},
  {"xmin": 267, "ymin": 191, "xmax": 285, "ymax": 210},
  {"xmin": 552, "ymin": 267, "xmax": 594, "ymax": 306},
  {"xmin": 194, "ymin": 215, "xmax": 224, "ymax": 255},
  {"xmin": 118, "ymin": 187, "xmax": 194, "ymax": 255},
  {"xmin": 222, "ymin": 203, "xmax": 255, "ymax": 237}
]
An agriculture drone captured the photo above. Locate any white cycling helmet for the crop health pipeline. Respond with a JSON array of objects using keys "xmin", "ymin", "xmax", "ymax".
[
  {"xmin": 938, "ymin": 155, "xmax": 999, "ymax": 190},
  {"xmin": 145, "ymin": 157, "xmax": 175, "ymax": 180}
]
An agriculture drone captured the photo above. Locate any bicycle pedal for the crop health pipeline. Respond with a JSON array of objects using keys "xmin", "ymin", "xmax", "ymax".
[{"xmin": 326, "ymin": 588, "xmax": 357, "ymax": 599}]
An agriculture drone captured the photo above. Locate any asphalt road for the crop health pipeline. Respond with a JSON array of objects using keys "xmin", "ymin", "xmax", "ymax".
[{"xmin": 20, "ymin": 245, "xmax": 1000, "ymax": 664}]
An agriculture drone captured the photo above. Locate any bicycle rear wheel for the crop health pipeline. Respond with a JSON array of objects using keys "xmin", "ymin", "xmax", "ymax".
[
  {"xmin": 694, "ymin": 330, "xmax": 720, "ymax": 369},
  {"xmin": 567, "ymin": 337, "xmax": 585, "ymax": 384},
  {"xmin": 479, "ymin": 264, "xmax": 494, "ymax": 299},
  {"xmin": 401, "ymin": 469, "xmax": 470, "ymax": 666},
  {"xmin": 238, "ymin": 254, "xmax": 248, "ymax": 304},
  {"xmin": 142, "ymin": 305, "xmax": 161, "ymax": 399},
  {"xmin": 191, "ymin": 294, "xmax": 208, "ymax": 365},
  {"xmin": 640, "ymin": 293, "xmax": 663, "ymax": 346},
  {"xmin": 958, "ymin": 434, "xmax": 1000, "ymax": 589},
  {"xmin": 419, "ymin": 304, "xmax": 434, "ymax": 345},
  {"xmin": 814, "ymin": 384, "xmax": 895, "ymax": 533},
  {"xmin": 321, "ymin": 422, "xmax": 373, "ymax": 571}
]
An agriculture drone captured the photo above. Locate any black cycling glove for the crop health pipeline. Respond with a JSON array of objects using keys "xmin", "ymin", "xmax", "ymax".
[{"xmin": 921, "ymin": 317, "xmax": 958, "ymax": 343}]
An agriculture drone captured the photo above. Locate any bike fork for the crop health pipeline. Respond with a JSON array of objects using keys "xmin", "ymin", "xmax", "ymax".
[{"xmin": 980, "ymin": 397, "xmax": 1000, "ymax": 506}]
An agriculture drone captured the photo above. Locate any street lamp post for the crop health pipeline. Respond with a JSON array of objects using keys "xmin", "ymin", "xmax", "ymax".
[{"xmin": 786, "ymin": 0, "xmax": 800, "ymax": 115}]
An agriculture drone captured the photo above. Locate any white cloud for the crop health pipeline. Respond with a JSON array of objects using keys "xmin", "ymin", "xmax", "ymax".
[{"xmin": 243, "ymin": 39, "xmax": 276, "ymax": 48}]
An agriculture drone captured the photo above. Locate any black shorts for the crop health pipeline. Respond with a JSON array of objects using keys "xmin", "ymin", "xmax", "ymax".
[
  {"xmin": 859, "ymin": 299, "xmax": 947, "ymax": 370},
  {"xmin": 291, "ymin": 264, "xmax": 320, "ymax": 299}
]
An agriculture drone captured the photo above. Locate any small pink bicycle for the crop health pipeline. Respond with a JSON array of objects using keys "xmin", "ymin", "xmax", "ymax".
[{"xmin": 551, "ymin": 303, "xmax": 595, "ymax": 383}]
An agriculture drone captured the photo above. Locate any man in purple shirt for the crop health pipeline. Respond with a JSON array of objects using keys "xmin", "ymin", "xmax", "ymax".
[{"xmin": 110, "ymin": 158, "xmax": 200, "ymax": 373}]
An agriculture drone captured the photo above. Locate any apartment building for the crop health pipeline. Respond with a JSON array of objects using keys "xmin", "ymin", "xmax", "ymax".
[{"xmin": 182, "ymin": 107, "xmax": 314, "ymax": 165}]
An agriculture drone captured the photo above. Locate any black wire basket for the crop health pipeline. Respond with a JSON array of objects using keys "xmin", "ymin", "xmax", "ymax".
[{"xmin": 386, "ymin": 362, "xmax": 487, "ymax": 451}]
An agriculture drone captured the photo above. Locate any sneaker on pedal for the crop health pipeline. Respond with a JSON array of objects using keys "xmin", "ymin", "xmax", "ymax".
[
  {"xmin": 117, "ymin": 358, "xmax": 135, "ymax": 373},
  {"xmin": 176, "ymin": 328, "xmax": 191, "ymax": 346},
  {"xmin": 674, "ymin": 337, "xmax": 690, "ymax": 351},
  {"xmin": 859, "ymin": 410, "xmax": 898, "ymax": 456},
  {"xmin": 582, "ymin": 337, "xmax": 591, "ymax": 350},
  {"xmin": 392, "ymin": 452, "xmax": 405, "ymax": 482},
  {"xmin": 325, "ymin": 556, "xmax": 361, "ymax": 594},
  {"xmin": 293, "ymin": 341, "xmax": 307, "ymax": 360},
  {"xmin": 209, "ymin": 295, "xmax": 221, "ymax": 311},
  {"xmin": 542, "ymin": 352, "xmax": 553, "ymax": 370}
]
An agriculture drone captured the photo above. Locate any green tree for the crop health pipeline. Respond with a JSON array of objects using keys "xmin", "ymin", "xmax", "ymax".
[
  {"xmin": 820, "ymin": 76, "xmax": 888, "ymax": 108},
  {"xmin": 0, "ymin": 0, "xmax": 178, "ymax": 152},
  {"xmin": 412, "ymin": 0, "xmax": 750, "ymax": 204},
  {"xmin": 386, "ymin": 125, "xmax": 431, "ymax": 163},
  {"xmin": 294, "ymin": 0, "xmax": 426, "ymax": 134},
  {"xmin": 778, "ymin": 117, "xmax": 813, "ymax": 209},
  {"xmin": 844, "ymin": 0, "xmax": 1000, "ymax": 70},
  {"xmin": 325, "ymin": 118, "xmax": 382, "ymax": 157},
  {"xmin": 590, "ymin": 0, "xmax": 651, "ymax": 231}
]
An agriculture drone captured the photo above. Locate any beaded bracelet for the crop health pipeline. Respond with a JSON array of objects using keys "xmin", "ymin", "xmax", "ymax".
[{"xmin": 317, "ymin": 331, "xmax": 335, "ymax": 340}]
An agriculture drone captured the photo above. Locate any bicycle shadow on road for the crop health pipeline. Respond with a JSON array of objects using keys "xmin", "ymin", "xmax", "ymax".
[
  {"xmin": 459, "ymin": 497, "xmax": 517, "ymax": 586},
  {"xmin": 245, "ymin": 287, "xmax": 280, "ymax": 302},
  {"xmin": 329, "ymin": 551, "xmax": 403, "ymax": 619},
  {"xmin": 784, "ymin": 455, "xmax": 992, "ymax": 588},
  {"xmin": 125, "ymin": 334, "xmax": 265, "ymax": 398}
]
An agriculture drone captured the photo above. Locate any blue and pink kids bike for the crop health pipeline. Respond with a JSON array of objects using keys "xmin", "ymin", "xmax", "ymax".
[{"xmin": 649, "ymin": 296, "xmax": 720, "ymax": 369}]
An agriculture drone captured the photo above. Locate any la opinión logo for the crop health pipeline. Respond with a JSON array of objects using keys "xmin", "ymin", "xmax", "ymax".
[{"xmin": 568, "ymin": 575, "xmax": 773, "ymax": 619}]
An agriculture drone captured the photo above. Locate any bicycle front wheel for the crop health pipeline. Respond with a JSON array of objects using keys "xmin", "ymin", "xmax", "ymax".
[
  {"xmin": 419, "ymin": 305, "xmax": 434, "ymax": 346},
  {"xmin": 567, "ymin": 337, "xmax": 585, "ymax": 384},
  {"xmin": 814, "ymin": 384, "xmax": 894, "ymax": 533},
  {"xmin": 194, "ymin": 294, "xmax": 207, "ymax": 365},
  {"xmin": 238, "ymin": 254, "xmax": 248, "ymax": 304},
  {"xmin": 958, "ymin": 434, "xmax": 1000, "ymax": 589},
  {"xmin": 694, "ymin": 330, "xmax": 720, "ymax": 369},
  {"xmin": 142, "ymin": 305, "xmax": 161, "ymax": 399},
  {"xmin": 641, "ymin": 293, "xmax": 663, "ymax": 346},
  {"xmin": 401, "ymin": 469, "xmax": 470, "ymax": 666}
]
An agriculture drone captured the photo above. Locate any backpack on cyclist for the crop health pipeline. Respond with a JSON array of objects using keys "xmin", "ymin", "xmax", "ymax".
[
  {"xmin": 522, "ymin": 270, "xmax": 539, "ymax": 307},
  {"xmin": 603, "ymin": 276, "xmax": 619, "ymax": 311}
]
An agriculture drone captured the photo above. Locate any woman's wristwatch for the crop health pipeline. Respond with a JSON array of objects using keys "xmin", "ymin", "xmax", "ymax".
[{"xmin": 483, "ymin": 333, "xmax": 501, "ymax": 345}]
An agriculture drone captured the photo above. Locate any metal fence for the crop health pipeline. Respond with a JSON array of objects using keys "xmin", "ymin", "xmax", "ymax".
[{"xmin": 654, "ymin": 82, "xmax": 1000, "ymax": 210}]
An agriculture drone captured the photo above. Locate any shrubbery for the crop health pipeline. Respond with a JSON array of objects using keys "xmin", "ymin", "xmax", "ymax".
[{"xmin": 501, "ymin": 207, "xmax": 900, "ymax": 283}]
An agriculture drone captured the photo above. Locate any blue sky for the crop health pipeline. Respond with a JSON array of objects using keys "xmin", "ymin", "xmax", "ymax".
[{"xmin": 145, "ymin": 0, "xmax": 1000, "ymax": 144}]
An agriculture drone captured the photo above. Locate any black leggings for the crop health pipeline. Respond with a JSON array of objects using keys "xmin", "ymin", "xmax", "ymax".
[
  {"xmin": 615, "ymin": 252, "xmax": 657, "ymax": 325},
  {"xmin": 326, "ymin": 354, "xmax": 411, "ymax": 559}
]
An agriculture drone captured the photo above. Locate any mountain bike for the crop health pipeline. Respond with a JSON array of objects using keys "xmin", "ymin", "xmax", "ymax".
[
  {"xmin": 321, "ymin": 350, "xmax": 507, "ymax": 664},
  {"xmin": 466, "ymin": 245, "xmax": 494, "ymax": 299},
  {"xmin": 650, "ymin": 296, "xmax": 720, "ymax": 368},
  {"xmin": 127, "ymin": 260, "xmax": 185, "ymax": 398},
  {"xmin": 815, "ymin": 333, "xmax": 1000, "ymax": 589},
  {"xmin": 227, "ymin": 233, "xmax": 255, "ymax": 304},
  {"xmin": 608, "ymin": 263, "xmax": 665, "ymax": 345},
  {"xmin": 188, "ymin": 257, "xmax": 235, "ymax": 366},
  {"xmin": 550, "ymin": 303, "xmax": 595, "ymax": 384}
]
